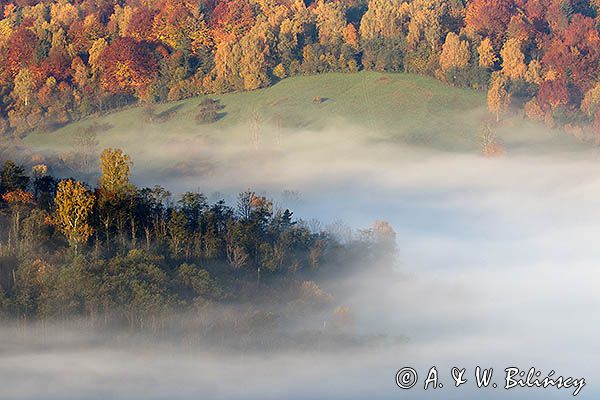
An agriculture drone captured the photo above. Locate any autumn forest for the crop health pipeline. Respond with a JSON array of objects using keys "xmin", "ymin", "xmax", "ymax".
[{"xmin": 0, "ymin": 0, "xmax": 598, "ymax": 140}]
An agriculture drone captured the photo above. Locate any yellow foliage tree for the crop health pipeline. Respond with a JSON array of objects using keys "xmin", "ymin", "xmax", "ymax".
[
  {"xmin": 407, "ymin": 0, "xmax": 448, "ymax": 51},
  {"xmin": 439, "ymin": 32, "xmax": 470, "ymax": 73},
  {"xmin": 500, "ymin": 38, "xmax": 527, "ymax": 80},
  {"xmin": 240, "ymin": 23, "xmax": 271, "ymax": 91},
  {"xmin": 477, "ymin": 37, "xmax": 497, "ymax": 68},
  {"xmin": 360, "ymin": 0, "xmax": 409, "ymax": 40},
  {"xmin": 50, "ymin": 28, "xmax": 68, "ymax": 54},
  {"xmin": 13, "ymin": 68, "xmax": 35, "ymax": 107},
  {"xmin": 525, "ymin": 59, "xmax": 543, "ymax": 84},
  {"xmin": 0, "ymin": 17, "xmax": 14, "ymax": 48},
  {"xmin": 99, "ymin": 148, "xmax": 133, "ymax": 198},
  {"xmin": 53, "ymin": 180, "xmax": 95, "ymax": 249},
  {"xmin": 108, "ymin": 4, "xmax": 133, "ymax": 37},
  {"xmin": 71, "ymin": 56, "xmax": 90, "ymax": 89},
  {"xmin": 314, "ymin": 0, "xmax": 346, "ymax": 45},
  {"xmin": 88, "ymin": 38, "xmax": 107, "ymax": 73},
  {"xmin": 487, "ymin": 72, "xmax": 511, "ymax": 121},
  {"xmin": 581, "ymin": 83, "xmax": 600, "ymax": 116},
  {"xmin": 212, "ymin": 20, "xmax": 271, "ymax": 92},
  {"xmin": 152, "ymin": 3, "xmax": 208, "ymax": 52},
  {"xmin": 49, "ymin": 0, "xmax": 79, "ymax": 28}
]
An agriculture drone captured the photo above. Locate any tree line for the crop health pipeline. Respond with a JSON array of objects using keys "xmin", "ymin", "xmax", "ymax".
[
  {"xmin": 0, "ymin": 150, "xmax": 396, "ymax": 327},
  {"xmin": 0, "ymin": 0, "xmax": 598, "ymax": 139}
]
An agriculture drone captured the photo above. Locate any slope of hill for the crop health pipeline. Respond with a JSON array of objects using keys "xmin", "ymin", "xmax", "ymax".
[{"xmin": 24, "ymin": 72, "xmax": 583, "ymax": 160}]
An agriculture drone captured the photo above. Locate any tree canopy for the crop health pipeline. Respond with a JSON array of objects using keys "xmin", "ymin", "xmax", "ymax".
[{"xmin": 0, "ymin": 0, "xmax": 597, "ymax": 138}]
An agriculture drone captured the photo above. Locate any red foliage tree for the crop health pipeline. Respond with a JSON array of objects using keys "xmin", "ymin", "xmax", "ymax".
[
  {"xmin": 99, "ymin": 37, "xmax": 158, "ymax": 95},
  {"xmin": 541, "ymin": 38, "xmax": 574, "ymax": 77},
  {"xmin": 537, "ymin": 77, "xmax": 570, "ymax": 110},
  {"xmin": 465, "ymin": 0, "xmax": 515, "ymax": 44},
  {"xmin": 126, "ymin": 6, "xmax": 156, "ymax": 41},
  {"xmin": 562, "ymin": 14, "xmax": 594, "ymax": 47},
  {"xmin": 3, "ymin": 26, "xmax": 37, "ymax": 79},
  {"xmin": 524, "ymin": 0, "xmax": 546, "ymax": 22},
  {"xmin": 507, "ymin": 14, "xmax": 534, "ymax": 43},
  {"xmin": 36, "ymin": 50, "xmax": 72, "ymax": 83},
  {"xmin": 37, "ymin": 84, "xmax": 53, "ymax": 108},
  {"xmin": 542, "ymin": 15, "xmax": 600, "ymax": 93},
  {"xmin": 208, "ymin": 0, "xmax": 255, "ymax": 43},
  {"xmin": 562, "ymin": 14, "xmax": 600, "ymax": 91},
  {"xmin": 545, "ymin": 0, "xmax": 569, "ymax": 33},
  {"xmin": 67, "ymin": 20, "xmax": 90, "ymax": 56}
]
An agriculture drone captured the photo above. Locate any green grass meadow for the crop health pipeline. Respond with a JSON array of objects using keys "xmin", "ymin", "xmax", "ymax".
[{"xmin": 24, "ymin": 72, "xmax": 585, "ymax": 157}]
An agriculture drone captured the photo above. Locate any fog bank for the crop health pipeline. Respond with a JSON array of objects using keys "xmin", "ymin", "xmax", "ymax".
[{"xmin": 2, "ymin": 123, "xmax": 599, "ymax": 399}]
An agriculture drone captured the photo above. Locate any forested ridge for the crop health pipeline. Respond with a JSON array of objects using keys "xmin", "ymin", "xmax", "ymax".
[
  {"xmin": 0, "ymin": 148, "xmax": 396, "ymax": 329},
  {"xmin": 0, "ymin": 0, "xmax": 598, "ymax": 139}
]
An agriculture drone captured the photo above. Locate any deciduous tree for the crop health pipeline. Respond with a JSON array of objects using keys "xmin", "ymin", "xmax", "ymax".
[
  {"xmin": 439, "ymin": 32, "xmax": 470, "ymax": 73},
  {"xmin": 98, "ymin": 148, "xmax": 133, "ymax": 198},
  {"xmin": 500, "ymin": 38, "xmax": 527, "ymax": 80},
  {"xmin": 359, "ymin": 0, "xmax": 408, "ymax": 40},
  {"xmin": 477, "ymin": 37, "xmax": 497, "ymax": 68},
  {"xmin": 12, "ymin": 68, "xmax": 36, "ymax": 107},
  {"xmin": 487, "ymin": 72, "xmax": 511, "ymax": 121},
  {"xmin": 407, "ymin": 0, "xmax": 449, "ymax": 52},
  {"xmin": 465, "ymin": 0, "xmax": 514, "ymax": 44},
  {"xmin": 98, "ymin": 37, "xmax": 157, "ymax": 96},
  {"xmin": 537, "ymin": 77, "xmax": 569, "ymax": 110},
  {"xmin": 4, "ymin": 26, "xmax": 37, "ymax": 79},
  {"xmin": 53, "ymin": 179, "xmax": 95, "ymax": 249},
  {"xmin": 314, "ymin": 0, "xmax": 346, "ymax": 46}
]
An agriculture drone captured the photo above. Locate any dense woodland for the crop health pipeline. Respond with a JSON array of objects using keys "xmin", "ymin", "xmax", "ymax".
[
  {"xmin": 0, "ymin": 149, "xmax": 396, "ymax": 328},
  {"xmin": 0, "ymin": 0, "xmax": 598, "ymax": 139}
]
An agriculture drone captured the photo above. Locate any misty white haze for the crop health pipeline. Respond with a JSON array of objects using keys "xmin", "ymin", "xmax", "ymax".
[{"xmin": 3, "ymin": 121, "xmax": 599, "ymax": 399}]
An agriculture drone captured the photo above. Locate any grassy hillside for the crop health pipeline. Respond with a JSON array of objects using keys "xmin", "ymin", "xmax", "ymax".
[{"xmin": 24, "ymin": 72, "xmax": 583, "ymax": 156}]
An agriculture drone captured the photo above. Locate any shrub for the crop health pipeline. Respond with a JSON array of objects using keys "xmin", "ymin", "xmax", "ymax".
[
  {"xmin": 445, "ymin": 65, "xmax": 490, "ymax": 89},
  {"xmin": 196, "ymin": 98, "xmax": 223, "ymax": 124},
  {"xmin": 480, "ymin": 123, "xmax": 504, "ymax": 157},
  {"xmin": 272, "ymin": 63, "xmax": 287, "ymax": 80},
  {"xmin": 507, "ymin": 79, "xmax": 538, "ymax": 108}
]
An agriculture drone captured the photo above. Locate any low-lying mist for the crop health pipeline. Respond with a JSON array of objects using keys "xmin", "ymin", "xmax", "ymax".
[{"xmin": 3, "ymin": 120, "xmax": 600, "ymax": 399}]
